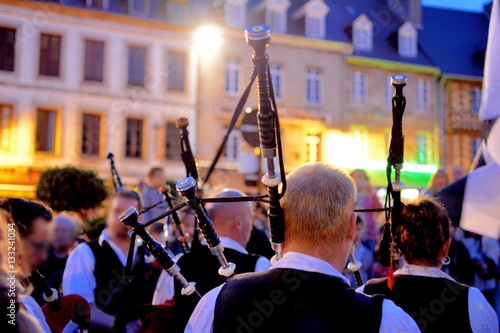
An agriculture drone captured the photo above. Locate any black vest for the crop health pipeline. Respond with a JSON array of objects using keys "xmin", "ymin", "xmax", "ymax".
[
  {"xmin": 364, "ymin": 275, "xmax": 471, "ymax": 333},
  {"xmin": 173, "ymin": 245, "xmax": 260, "ymax": 331},
  {"xmin": 87, "ymin": 241, "xmax": 157, "ymax": 322},
  {"xmin": 214, "ymin": 268, "xmax": 384, "ymax": 333}
]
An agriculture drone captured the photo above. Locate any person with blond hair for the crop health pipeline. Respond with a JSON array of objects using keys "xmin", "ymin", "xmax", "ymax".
[
  {"xmin": 185, "ymin": 162, "xmax": 418, "ymax": 333},
  {"xmin": 361, "ymin": 198, "xmax": 497, "ymax": 332}
]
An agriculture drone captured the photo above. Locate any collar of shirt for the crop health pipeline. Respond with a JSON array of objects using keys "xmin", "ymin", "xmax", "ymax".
[
  {"xmin": 394, "ymin": 264, "xmax": 455, "ymax": 281},
  {"xmin": 200, "ymin": 237, "xmax": 248, "ymax": 254},
  {"xmin": 99, "ymin": 228, "xmax": 138, "ymax": 266},
  {"xmin": 270, "ymin": 252, "xmax": 351, "ymax": 285}
]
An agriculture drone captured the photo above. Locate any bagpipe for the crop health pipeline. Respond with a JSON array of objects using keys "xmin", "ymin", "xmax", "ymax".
[
  {"xmin": 346, "ymin": 74, "xmax": 408, "ymax": 288},
  {"xmin": 108, "ymin": 25, "xmax": 408, "ymax": 293},
  {"xmin": 32, "ymin": 269, "xmax": 90, "ymax": 332},
  {"xmin": 107, "ymin": 152, "xmax": 124, "ymax": 192},
  {"xmin": 116, "ymin": 24, "xmax": 287, "ymax": 292}
]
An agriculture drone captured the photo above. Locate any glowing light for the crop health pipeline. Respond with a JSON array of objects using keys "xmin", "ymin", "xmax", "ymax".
[
  {"xmin": 245, "ymin": 107, "xmax": 253, "ymax": 114},
  {"xmin": 194, "ymin": 25, "xmax": 222, "ymax": 57}
]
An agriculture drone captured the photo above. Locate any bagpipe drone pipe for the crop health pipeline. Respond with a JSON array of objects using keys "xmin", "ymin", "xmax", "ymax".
[{"xmin": 32, "ymin": 270, "xmax": 91, "ymax": 333}]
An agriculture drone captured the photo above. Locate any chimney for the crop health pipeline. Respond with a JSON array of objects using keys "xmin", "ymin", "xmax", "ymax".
[{"xmin": 387, "ymin": 0, "xmax": 422, "ymax": 29}]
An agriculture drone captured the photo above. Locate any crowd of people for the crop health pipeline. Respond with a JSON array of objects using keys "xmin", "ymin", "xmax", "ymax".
[{"xmin": 0, "ymin": 164, "xmax": 499, "ymax": 332}]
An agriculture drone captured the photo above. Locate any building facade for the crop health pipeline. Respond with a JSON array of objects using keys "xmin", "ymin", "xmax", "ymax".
[
  {"xmin": 0, "ymin": 0, "xmax": 198, "ymax": 197},
  {"xmin": 0, "ymin": 0, "xmax": 490, "ymax": 197}
]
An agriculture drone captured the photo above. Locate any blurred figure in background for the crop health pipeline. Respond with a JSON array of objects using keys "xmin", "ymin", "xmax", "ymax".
[
  {"xmin": 458, "ymin": 229, "xmax": 500, "ymax": 308},
  {"xmin": 33, "ymin": 212, "xmax": 80, "ymax": 305},
  {"xmin": 63, "ymin": 191, "xmax": 157, "ymax": 332},
  {"xmin": 343, "ymin": 216, "xmax": 374, "ymax": 286},
  {"xmin": 141, "ymin": 167, "xmax": 169, "ymax": 224},
  {"xmin": 420, "ymin": 169, "xmax": 449, "ymax": 198},
  {"xmin": 350, "ymin": 169, "xmax": 382, "ymax": 252},
  {"xmin": 246, "ymin": 203, "xmax": 274, "ymax": 260}
]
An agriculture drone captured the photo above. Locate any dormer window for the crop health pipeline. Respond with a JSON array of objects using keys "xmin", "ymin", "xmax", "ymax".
[
  {"xmin": 398, "ymin": 21, "xmax": 417, "ymax": 57},
  {"xmin": 352, "ymin": 14, "xmax": 373, "ymax": 52},
  {"xmin": 254, "ymin": 0, "xmax": 290, "ymax": 34},
  {"xmin": 292, "ymin": 0, "xmax": 329, "ymax": 39},
  {"xmin": 225, "ymin": 0, "xmax": 248, "ymax": 28}
]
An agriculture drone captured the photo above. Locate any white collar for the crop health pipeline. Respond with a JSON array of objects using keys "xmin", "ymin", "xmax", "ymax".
[
  {"xmin": 394, "ymin": 264, "xmax": 455, "ymax": 282},
  {"xmin": 271, "ymin": 252, "xmax": 351, "ymax": 286},
  {"xmin": 200, "ymin": 236, "xmax": 248, "ymax": 255},
  {"xmin": 98, "ymin": 228, "xmax": 138, "ymax": 265}
]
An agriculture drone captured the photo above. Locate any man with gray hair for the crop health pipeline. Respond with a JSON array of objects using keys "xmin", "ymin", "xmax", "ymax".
[{"xmin": 185, "ymin": 162, "xmax": 419, "ymax": 332}]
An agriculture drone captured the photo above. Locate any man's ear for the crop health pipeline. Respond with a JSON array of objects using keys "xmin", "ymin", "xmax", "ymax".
[
  {"xmin": 347, "ymin": 213, "xmax": 357, "ymax": 241},
  {"xmin": 234, "ymin": 215, "xmax": 243, "ymax": 230}
]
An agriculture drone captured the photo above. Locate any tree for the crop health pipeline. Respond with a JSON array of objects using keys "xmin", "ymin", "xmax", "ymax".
[{"xmin": 36, "ymin": 167, "xmax": 109, "ymax": 220}]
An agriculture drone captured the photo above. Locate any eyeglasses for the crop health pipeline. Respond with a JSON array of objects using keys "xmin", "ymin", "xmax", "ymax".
[{"xmin": 23, "ymin": 238, "xmax": 49, "ymax": 251}]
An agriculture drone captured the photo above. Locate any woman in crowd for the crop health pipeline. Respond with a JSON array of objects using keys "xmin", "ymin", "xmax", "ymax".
[
  {"xmin": 361, "ymin": 198, "xmax": 497, "ymax": 332},
  {"xmin": 420, "ymin": 169, "xmax": 449, "ymax": 198}
]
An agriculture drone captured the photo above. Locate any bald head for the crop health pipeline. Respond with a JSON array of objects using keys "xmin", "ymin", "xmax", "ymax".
[{"xmin": 208, "ymin": 189, "xmax": 254, "ymax": 247}]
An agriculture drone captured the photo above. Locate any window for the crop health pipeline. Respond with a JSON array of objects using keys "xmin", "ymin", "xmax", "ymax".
[
  {"xmin": 416, "ymin": 133, "xmax": 427, "ymax": 164},
  {"xmin": 167, "ymin": 51, "xmax": 185, "ymax": 91},
  {"xmin": 270, "ymin": 64, "xmax": 283, "ymax": 99},
  {"xmin": 0, "ymin": 27, "xmax": 15, "ymax": 71},
  {"xmin": 225, "ymin": 1, "xmax": 246, "ymax": 28},
  {"xmin": 352, "ymin": 14, "xmax": 373, "ymax": 52},
  {"xmin": 266, "ymin": 9, "xmax": 287, "ymax": 34},
  {"xmin": 166, "ymin": 122, "xmax": 182, "ymax": 160},
  {"xmin": 128, "ymin": 46, "xmax": 146, "ymax": 86},
  {"xmin": 39, "ymin": 33, "xmax": 61, "ymax": 77},
  {"xmin": 306, "ymin": 68, "xmax": 321, "ymax": 104},
  {"xmin": 0, "ymin": 104, "xmax": 13, "ymax": 150},
  {"xmin": 225, "ymin": 59, "xmax": 240, "ymax": 95},
  {"xmin": 416, "ymin": 79, "xmax": 430, "ymax": 111},
  {"xmin": 385, "ymin": 76, "xmax": 393, "ymax": 108},
  {"xmin": 398, "ymin": 22, "xmax": 417, "ymax": 58},
  {"xmin": 305, "ymin": 133, "xmax": 321, "ymax": 162},
  {"xmin": 472, "ymin": 138, "xmax": 481, "ymax": 159},
  {"xmin": 224, "ymin": 129, "xmax": 242, "ymax": 163},
  {"xmin": 167, "ymin": 1, "xmax": 187, "ymax": 24},
  {"xmin": 130, "ymin": 0, "xmax": 148, "ymax": 15},
  {"xmin": 351, "ymin": 72, "xmax": 367, "ymax": 106},
  {"xmin": 305, "ymin": 16, "xmax": 325, "ymax": 39},
  {"xmin": 84, "ymin": 40, "xmax": 104, "ymax": 82},
  {"xmin": 86, "ymin": 0, "xmax": 106, "ymax": 9},
  {"xmin": 471, "ymin": 87, "xmax": 482, "ymax": 115},
  {"xmin": 125, "ymin": 118, "xmax": 143, "ymax": 158},
  {"xmin": 81, "ymin": 114, "xmax": 101, "ymax": 156},
  {"xmin": 36, "ymin": 109, "xmax": 57, "ymax": 152}
]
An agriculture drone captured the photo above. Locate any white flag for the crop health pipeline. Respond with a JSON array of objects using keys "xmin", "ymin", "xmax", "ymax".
[{"xmin": 479, "ymin": 0, "xmax": 500, "ymax": 121}]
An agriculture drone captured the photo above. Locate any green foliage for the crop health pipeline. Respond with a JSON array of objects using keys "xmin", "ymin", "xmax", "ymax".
[
  {"xmin": 83, "ymin": 215, "xmax": 107, "ymax": 241},
  {"xmin": 36, "ymin": 166, "xmax": 109, "ymax": 213}
]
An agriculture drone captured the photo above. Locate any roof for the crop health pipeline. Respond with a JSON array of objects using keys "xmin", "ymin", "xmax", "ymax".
[
  {"xmin": 419, "ymin": 6, "xmax": 490, "ymax": 78},
  {"xmin": 246, "ymin": 0, "xmax": 436, "ymax": 67}
]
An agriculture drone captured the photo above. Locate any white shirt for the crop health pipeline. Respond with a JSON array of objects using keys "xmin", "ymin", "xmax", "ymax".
[
  {"xmin": 185, "ymin": 252, "xmax": 419, "ymax": 333},
  {"xmin": 62, "ymin": 229, "xmax": 139, "ymax": 304},
  {"xmin": 152, "ymin": 237, "xmax": 272, "ymax": 305},
  {"xmin": 357, "ymin": 264, "xmax": 499, "ymax": 333},
  {"xmin": 20, "ymin": 295, "xmax": 51, "ymax": 333}
]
